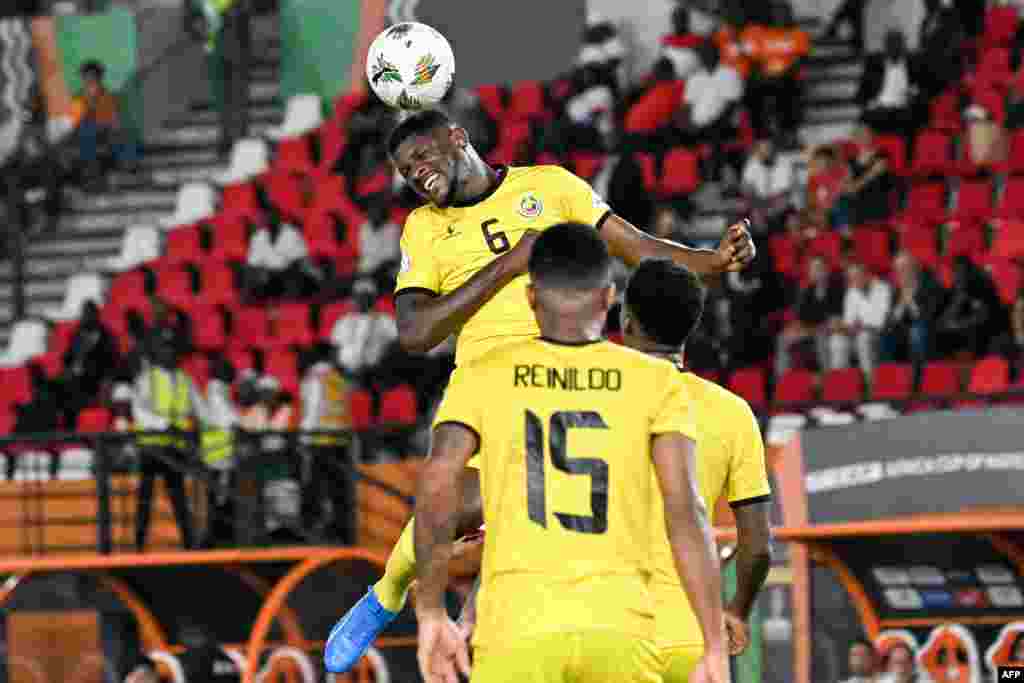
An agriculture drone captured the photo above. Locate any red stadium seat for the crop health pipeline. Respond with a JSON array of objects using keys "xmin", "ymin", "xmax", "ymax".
[
  {"xmin": 634, "ymin": 152, "xmax": 658, "ymax": 193},
  {"xmin": 354, "ymin": 166, "xmax": 391, "ymax": 198},
  {"xmin": 373, "ymin": 295, "xmax": 396, "ymax": 317},
  {"xmin": 348, "ymin": 388, "xmax": 375, "ymax": 431},
  {"xmin": 968, "ymin": 356, "xmax": 1010, "ymax": 395},
  {"xmin": 900, "ymin": 225, "xmax": 941, "ymax": 271},
  {"xmin": 996, "ymin": 176, "xmax": 1024, "ymax": 221},
  {"xmin": 659, "ymin": 147, "xmax": 701, "ymax": 197},
  {"xmin": 942, "ymin": 220, "xmax": 986, "ymax": 261},
  {"xmin": 317, "ymin": 118, "xmax": 347, "ymax": 175},
  {"xmin": 275, "ymin": 303, "xmax": 315, "ymax": 347},
  {"xmin": 769, "ymin": 233, "xmax": 800, "ymax": 280},
  {"xmin": 872, "ymin": 135, "xmax": 907, "ymax": 176},
  {"xmin": 221, "ymin": 181, "xmax": 261, "ymax": 217},
  {"xmin": 475, "ymin": 84, "xmax": 506, "ymax": 123},
  {"xmin": 984, "ymin": 5, "xmax": 1019, "ymax": 47},
  {"xmin": 910, "ymin": 130, "xmax": 954, "ymax": 176},
  {"xmin": 154, "ymin": 266, "xmax": 197, "ymax": 310},
  {"xmin": 0, "ymin": 409, "xmax": 14, "ymax": 436},
  {"xmin": 264, "ymin": 171, "xmax": 307, "ymax": 224},
  {"xmin": 190, "ymin": 304, "xmax": 228, "ymax": 351},
  {"xmin": 164, "ymin": 225, "xmax": 204, "ymax": 265},
  {"xmin": 507, "ymin": 80, "xmax": 549, "ymax": 121},
  {"xmin": 984, "ymin": 258, "xmax": 1023, "ymax": 306},
  {"xmin": 871, "ymin": 363, "xmax": 914, "ymax": 401},
  {"xmin": 198, "ymin": 261, "xmax": 239, "ymax": 307},
  {"xmin": 929, "ymin": 88, "xmax": 963, "ymax": 133},
  {"xmin": 49, "ymin": 321, "xmax": 79, "ymax": 358},
  {"xmin": 568, "ymin": 152, "xmax": 607, "ymax": 181},
  {"xmin": 379, "ymin": 384, "xmax": 418, "ymax": 427},
  {"xmin": 851, "ymin": 226, "xmax": 892, "ymax": 276},
  {"xmin": 774, "ymin": 369, "xmax": 817, "ymax": 405},
  {"xmin": 896, "ymin": 183, "xmax": 947, "ymax": 229},
  {"xmin": 822, "ymin": 368, "xmax": 865, "ymax": 403},
  {"xmin": 77, "ymin": 406, "xmax": 112, "ymax": 432},
  {"xmin": 264, "ymin": 349, "xmax": 300, "ymax": 395},
  {"xmin": 332, "ymin": 90, "xmax": 367, "ymax": 128},
  {"xmin": 990, "ymin": 219, "xmax": 1024, "ymax": 261},
  {"xmin": 974, "ymin": 47, "xmax": 1013, "ymax": 90},
  {"xmin": 807, "ymin": 231, "xmax": 843, "ymax": 271},
  {"xmin": 0, "ymin": 366, "xmax": 32, "ymax": 408},
  {"xmin": 919, "ymin": 361, "xmax": 962, "ymax": 398},
  {"xmin": 181, "ymin": 353, "xmax": 211, "ymax": 389},
  {"xmin": 726, "ymin": 367, "xmax": 767, "ymax": 410},
  {"xmin": 206, "ymin": 214, "xmax": 250, "ymax": 263},
  {"xmin": 108, "ymin": 270, "xmax": 148, "ymax": 311},
  {"xmin": 951, "ymin": 179, "xmax": 994, "ymax": 223},
  {"xmin": 231, "ymin": 307, "xmax": 273, "ymax": 349},
  {"xmin": 34, "ymin": 352, "xmax": 63, "ymax": 379},
  {"xmin": 319, "ymin": 300, "xmax": 356, "ymax": 339},
  {"xmin": 274, "ymin": 137, "xmax": 314, "ymax": 175},
  {"xmin": 489, "ymin": 120, "xmax": 532, "ymax": 164}
]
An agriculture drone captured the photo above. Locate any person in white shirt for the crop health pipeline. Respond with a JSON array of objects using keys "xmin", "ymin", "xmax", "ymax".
[
  {"xmin": 741, "ymin": 138, "xmax": 796, "ymax": 232},
  {"xmin": 243, "ymin": 220, "xmax": 321, "ymax": 300},
  {"xmin": 860, "ymin": 30, "xmax": 919, "ymax": 136},
  {"xmin": 358, "ymin": 202, "xmax": 402, "ymax": 291},
  {"xmin": 829, "ymin": 262, "xmax": 892, "ymax": 377},
  {"xmin": 330, "ymin": 279, "xmax": 398, "ymax": 377}
]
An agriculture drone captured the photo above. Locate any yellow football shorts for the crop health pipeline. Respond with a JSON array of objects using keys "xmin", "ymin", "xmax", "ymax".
[
  {"xmin": 659, "ymin": 644, "xmax": 703, "ymax": 683},
  {"xmin": 472, "ymin": 631, "xmax": 662, "ymax": 683}
]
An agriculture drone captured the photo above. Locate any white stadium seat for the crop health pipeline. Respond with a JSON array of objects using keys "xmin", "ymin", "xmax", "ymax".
[
  {"xmin": 160, "ymin": 181, "xmax": 218, "ymax": 229},
  {"xmin": 106, "ymin": 224, "xmax": 161, "ymax": 272},
  {"xmin": 0, "ymin": 320, "xmax": 48, "ymax": 367},
  {"xmin": 268, "ymin": 94, "xmax": 323, "ymax": 140},
  {"xmin": 215, "ymin": 138, "xmax": 270, "ymax": 185},
  {"xmin": 45, "ymin": 273, "xmax": 105, "ymax": 321}
]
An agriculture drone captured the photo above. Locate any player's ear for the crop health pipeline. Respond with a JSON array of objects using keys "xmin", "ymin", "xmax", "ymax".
[
  {"xmin": 526, "ymin": 283, "xmax": 537, "ymax": 311},
  {"xmin": 602, "ymin": 284, "xmax": 616, "ymax": 313},
  {"xmin": 449, "ymin": 125, "xmax": 469, "ymax": 151}
]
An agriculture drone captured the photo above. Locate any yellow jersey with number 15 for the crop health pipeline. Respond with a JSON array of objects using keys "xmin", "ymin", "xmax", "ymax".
[
  {"xmin": 394, "ymin": 165, "xmax": 612, "ymax": 365},
  {"xmin": 432, "ymin": 338, "xmax": 697, "ymax": 648}
]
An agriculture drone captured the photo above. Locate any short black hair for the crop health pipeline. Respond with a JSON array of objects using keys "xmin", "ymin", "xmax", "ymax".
[
  {"xmin": 387, "ymin": 109, "xmax": 452, "ymax": 159},
  {"xmin": 80, "ymin": 60, "xmax": 105, "ymax": 80},
  {"xmin": 625, "ymin": 258, "xmax": 705, "ymax": 348},
  {"xmin": 528, "ymin": 222, "xmax": 611, "ymax": 290}
]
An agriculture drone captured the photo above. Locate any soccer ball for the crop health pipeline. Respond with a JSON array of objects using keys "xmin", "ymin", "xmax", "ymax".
[{"xmin": 366, "ymin": 22, "xmax": 455, "ymax": 110}]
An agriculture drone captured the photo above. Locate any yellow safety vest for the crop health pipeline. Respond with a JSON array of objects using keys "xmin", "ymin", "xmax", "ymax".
[
  {"xmin": 201, "ymin": 428, "xmax": 233, "ymax": 467},
  {"xmin": 312, "ymin": 368, "xmax": 351, "ymax": 446},
  {"xmin": 136, "ymin": 368, "xmax": 193, "ymax": 448}
]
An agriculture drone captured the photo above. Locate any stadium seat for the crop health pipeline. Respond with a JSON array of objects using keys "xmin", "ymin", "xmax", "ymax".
[
  {"xmin": 45, "ymin": 272, "xmax": 106, "ymax": 321},
  {"xmin": 774, "ymin": 369, "xmax": 817, "ymax": 406},
  {"xmin": 107, "ymin": 224, "xmax": 161, "ymax": 272},
  {"xmin": 871, "ymin": 363, "xmax": 914, "ymax": 401},
  {"xmin": 984, "ymin": 258, "xmax": 1023, "ymax": 306},
  {"xmin": 379, "ymin": 384, "xmax": 418, "ymax": 427},
  {"xmin": 822, "ymin": 368, "xmax": 865, "ymax": 403},
  {"xmin": 990, "ymin": 219, "xmax": 1024, "ymax": 260},
  {"xmin": 507, "ymin": 80, "xmax": 549, "ymax": 122},
  {"xmin": 634, "ymin": 152, "xmax": 658, "ymax": 193},
  {"xmin": 918, "ymin": 361, "xmax": 962, "ymax": 399},
  {"xmin": 57, "ymin": 448, "xmax": 93, "ymax": 481},
  {"xmin": 49, "ymin": 320, "xmax": 79, "ymax": 358},
  {"xmin": 659, "ymin": 147, "xmax": 701, "ymax": 197},
  {"xmin": 220, "ymin": 181, "xmax": 260, "ymax": 217},
  {"xmin": 34, "ymin": 352, "xmax": 62, "ymax": 379},
  {"xmin": 304, "ymin": 210, "xmax": 359, "ymax": 272},
  {"xmin": 898, "ymin": 182, "xmax": 948, "ymax": 226},
  {"xmin": 77, "ymin": 406, "xmax": 112, "ymax": 432},
  {"xmin": 154, "ymin": 266, "xmax": 197, "ymax": 310},
  {"xmin": 475, "ymin": 84, "xmax": 506, "ymax": 123},
  {"xmin": 160, "ymin": 182, "xmax": 217, "ymax": 230},
  {"xmin": 851, "ymin": 226, "xmax": 892, "ymax": 275},
  {"xmin": 264, "ymin": 171, "xmax": 307, "ymax": 224},
  {"xmin": 348, "ymin": 388, "xmax": 375, "ymax": 431},
  {"xmin": 900, "ymin": 225, "xmax": 941, "ymax": 271},
  {"xmin": 164, "ymin": 224, "xmax": 204, "ymax": 266},
  {"xmin": 872, "ymin": 135, "xmax": 907, "ymax": 176},
  {"xmin": 910, "ymin": 130, "xmax": 954, "ymax": 176},
  {"xmin": 0, "ymin": 366, "xmax": 32, "ymax": 408},
  {"xmin": 206, "ymin": 214, "xmax": 250, "ymax": 263},
  {"xmin": 318, "ymin": 300, "xmax": 356, "ymax": 339},
  {"xmin": 332, "ymin": 90, "xmax": 368, "ymax": 128},
  {"xmin": 231, "ymin": 307, "xmax": 274, "ymax": 349},
  {"xmin": 951, "ymin": 179, "xmax": 994, "ymax": 224},
  {"xmin": 967, "ymin": 356, "xmax": 1010, "ymax": 395},
  {"xmin": 190, "ymin": 305, "xmax": 228, "ymax": 351},
  {"xmin": 226, "ymin": 348, "xmax": 255, "ymax": 373},
  {"xmin": 726, "ymin": 367, "xmax": 767, "ymax": 410},
  {"xmin": 490, "ymin": 120, "xmax": 532, "ymax": 164},
  {"xmin": 13, "ymin": 452, "xmax": 53, "ymax": 482},
  {"xmin": 0, "ymin": 321, "xmax": 48, "ymax": 367},
  {"xmin": 996, "ymin": 176, "xmax": 1024, "ymax": 221},
  {"xmin": 973, "ymin": 47, "xmax": 1012, "ymax": 91},
  {"xmin": 807, "ymin": 231, "xmax": 843, "ymax": 271},
  {"xmin": 769, "ymin": 233, "xmax": 800, "ymax": 279},
  {"xmin": 316, "ymin": 117, "xmax": 347, "ymax": 175},
  {"xmin": 373, "ymin": 295, "xmax": 396, "ymax": 317},
  {"xmin": 215, "ymin": 138, "xmax": 270, "ymax": 185},
  {"xmin": 198, "ymin": 261, "xmax": 239, "ymax": 307},
  {"xmin": 355, "ymin": 166, "xmax": 391, "ymax": 198},
  {"xmin": 928, "ymin": 88, "xmax": 963, "ymax": 133},
  {"xmin": 274, "ymin": 303, "xmax": 315, "ymax": 347},
  {"xmin": 566, "ymin": 151, "xmax": 606, "ymax": 181},
  {"xmin": 268, "ymin": 93, "xmax": 323, "ymax": 143},
  {"xmin": 983, "ymin": 5, "xmax": 1019, "ymax": 47},
  {"xmin": 943, "ymin": 220, "xmax": 986, "ymax": 261},
  {"xmin": 108, "ymin": 270, "xmax": 149, "ymax": 312},
  {"xmin": 264, "ymin": 349, "xmax": 300, "ymax": 395}
]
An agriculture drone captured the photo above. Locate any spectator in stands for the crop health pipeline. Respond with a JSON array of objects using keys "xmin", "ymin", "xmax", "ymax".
[
  {"xmin": 358, "ymin": 201, "xmax": 402, "ymax": 293},
  {"xmin": 807, "ymin": 144, "xmax": 851, "ymax": 230},
  {"xmin": 841, "ymin": 639, "xmax": 878, "ymax": 683},
  {"xmin": 724, "ymin": 248, "xmax": 786, "ymax": 368},
  {"xmin": 557, "ymin": 59, "xmax": 615, "ymax": 152},
  {"xmin": 877, "ymin": 642, "xmax": 916, "ymax": 683},
  {"xmin": 935, "ymin": 255, "xmax": 1009, "ymax": 357},
  {"xmin": 822, "ymin": 0, "xmax": 866, "ymax": 50},
  {"xmin": 243, "ymin": 219, "xmax": 320, "ymax": 301},
  {"xmin": 776, "ymin": 255, "xmax": 846, "ymax": 375},
  {"xmin": 199, "ymin": 354, "xmax": 237, "ymax": 547},
  {"xmin": 742, "ymin": 2, "xmax": 810, "ymax": 140},
  {"xmin": 59, "ymin": 300, "xmax": 118, "ymax": 427},
  {"xmin": 71, "ymin": 60, "xmax": 137, "ymax": 187},
  {"xmin": 964, "ymin": 99, "xmax": 1008, "ymax": 169},
  {"xmin": 917, "ymin": 0, "xmax": 966, "ymax": 101},
  {"xmin": 176, "ymin": 621, "xmax": 240, "ymax": 683},
  {"xmin": 331, "ymin": 278, "xmax": 398, "ymax": 378},
  {"xmin": 299, "ymin": 342, "xmax": 355, "ymax": 544},
  {"xmin": 14, "ymin": 361, "xmax": 61, "ymax": 438},
  {"xmin": 660, "ymin": 5, "xmax": 703, "ymax": 80},
  {"xmin": 994, "ymin": 290, "xmax": 1024, "ymax": 381},
  {"xmin": 830, "ymin": 262, "xmax": 892, "ymax": 378},
  {"xmin": 580, "ymin": 12, "xmax": 627, "ymax": 96},
  {"xmin": 6, "ymin": 89, "xmax": 65, "ymax": 235},
  {"xmin": 132, "ymin": 326, "xmax": 199, "ymax": 550},
  {"xmin": 880, "ymin": 251, "xmax": 945, "ymax": 365},
  {"xmin": 622, "ymin": 57, "xmax": 684, "ymax": 145},
  {"xmin": 837, "ymin": 126, "xmax": 895, "ymax": 226},
  {"xmin": 741, "ymin": 137, "xmax": 796, "ymax": 233},
  {"xmin": 335, "ymin": 91, "xmax": 397, "ymax": 185},
  {"xmin": 858, "ymin": 31, "xmax": 920, "ymax": 138}
]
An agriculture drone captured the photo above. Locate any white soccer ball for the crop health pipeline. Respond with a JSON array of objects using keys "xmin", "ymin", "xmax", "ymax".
[{"xmin": 366, "ymin": 22, "xmax": 455, "ymax": 110}]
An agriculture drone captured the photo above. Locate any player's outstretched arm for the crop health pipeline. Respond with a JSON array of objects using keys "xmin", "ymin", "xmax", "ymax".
[
  {"xmin": 652, "ymin": 432, "xmax": 728, "ymax": 683},
  {"xmin": 725, "ymin": 501, "xmax": 772, "ymax": 654},
  {"xmin": 413, "ymin": 422, "xmax": 477, "ymax": 682},
  {"xmin": 396, "ymin": 231, "xmax": 540, "ymax": 353},
  {"xmin": 600, "ymin": 214, "xmax": 755, "ymax": 275}
]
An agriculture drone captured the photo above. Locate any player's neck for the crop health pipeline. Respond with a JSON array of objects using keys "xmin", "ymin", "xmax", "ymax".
[
  {"xmin": 537, "ymin": 319, "xmax": 605, "ymax": 346},
  {"xmin": 453, "ymin": 157, "xmax": 499, "ymax": 204}
]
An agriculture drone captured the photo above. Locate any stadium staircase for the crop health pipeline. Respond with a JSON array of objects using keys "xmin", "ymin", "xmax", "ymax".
[{"xmin": 0, "ymin": 18, "xmax": 283, "ymax": 345}]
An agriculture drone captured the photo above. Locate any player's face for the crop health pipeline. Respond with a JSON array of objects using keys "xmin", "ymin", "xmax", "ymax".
[{"xmin": 393, "ymin": 128, "xmax": 460, "ymax": 207}]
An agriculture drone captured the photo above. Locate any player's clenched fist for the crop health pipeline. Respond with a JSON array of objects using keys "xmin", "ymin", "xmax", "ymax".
[
  {"xmin": 713, "ymin": 219, "xmax": 756, "ymax": 273},
  {"xmin": 416, "ymin": 611, "xmax": 471, "ymax": 683},
  {"xmin": 501, "ymin": 229, "xmax": 542, "ymax": 276}
]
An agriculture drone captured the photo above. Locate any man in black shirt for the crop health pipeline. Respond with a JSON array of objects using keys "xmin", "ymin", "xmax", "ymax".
[{"xmin": 775, "ymin": 255, "xmax": 846, "ymax": 375}]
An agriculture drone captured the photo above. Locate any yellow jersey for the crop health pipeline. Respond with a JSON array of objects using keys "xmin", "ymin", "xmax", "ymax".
[
  {"xmin": 432, "ymin": 338, "xmax": 697, "ymax": 647},
  {"xmin": 650, "ymin": 367, "xmax": 771, "ymax": 649},
  {"xmin": 394, "ymin": 165, "xmax": 612, "ymax": 365}
]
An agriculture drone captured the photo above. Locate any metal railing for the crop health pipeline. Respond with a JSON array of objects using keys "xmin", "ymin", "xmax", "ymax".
[{"xmin": 0, "ymin": 427, "xmax": 412, "ymax": 556}]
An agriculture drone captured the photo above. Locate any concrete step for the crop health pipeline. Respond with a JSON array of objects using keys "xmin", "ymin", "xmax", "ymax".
[
  {"xmin": 69, "ymin": 189, "xmax": 177, "ymax": 213},
  {"xmin": 185, "ymin": 103, "xmax": 283, "ymax": 128},
  {"xmin": 146, "ymin": 120, "xmax": 276, "ymax": 147},
  {"xmin": 0, "ymin": 258, "xmax": 96, "ymax": 282},
  {"xmin": 28, "ymin": 235, "xmax": 123, "ymax": 259},
  {"xmin": 804, "ymin": 78, "xmax": 858, "ymax": 102},
  {"xmin": 804, "ymin": 103, "xmax": 861, "ymax": 126},
  {"xmin": 190, "ymin": 81, "xmax": 281, "ymax": 111},
  {"xmin": 800, "ymin": 120, "xmax": 858, "ymax": 147},
  {"xmin": 0, "ymin": 280, "xmax": 67, "ymax": 303},
  {"xmin": 804, "ymin": 61, "xmax": 863, "ymax": 83},
  {"xmin": 57, "ymin": 209, "xmax": 166, "ymax": 233}
]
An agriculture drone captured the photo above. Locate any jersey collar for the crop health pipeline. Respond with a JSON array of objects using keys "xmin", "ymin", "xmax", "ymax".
[
  {"xmin": 538, "ymin": 336, "xmax": 606, "ymax": 347},
  {"xmin": 452, "ymin": 165, "xmax": 508, "ymax": 208}
]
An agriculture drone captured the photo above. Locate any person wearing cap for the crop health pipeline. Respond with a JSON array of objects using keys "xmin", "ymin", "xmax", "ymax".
[
  {"xmin": 131, "ymin": 327, "xmax": 202, "ymax": 550},
  {"xmin": 299, "ymin": 342, "xmax": 355, "ymax": 543}
]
